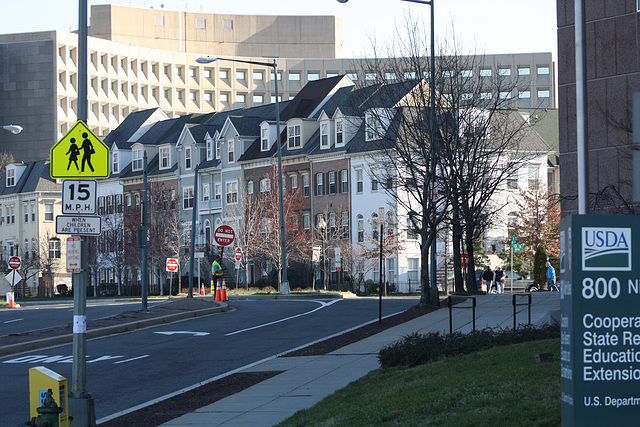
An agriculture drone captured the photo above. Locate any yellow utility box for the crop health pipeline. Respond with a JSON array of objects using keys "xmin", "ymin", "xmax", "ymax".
[{"xmin": 29, "ymin": 366, "xmax": 69, "ymax": 427}]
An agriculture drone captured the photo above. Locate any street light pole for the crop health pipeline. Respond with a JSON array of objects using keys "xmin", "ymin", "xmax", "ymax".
[{"xmin": 196, "ymin": 56, "xmax": 289, "ymax": 294}]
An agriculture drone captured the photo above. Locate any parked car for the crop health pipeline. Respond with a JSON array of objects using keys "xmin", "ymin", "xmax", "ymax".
[{"xmin": 503, "ymin": 271, "xmax": 539, "ymax": 293}]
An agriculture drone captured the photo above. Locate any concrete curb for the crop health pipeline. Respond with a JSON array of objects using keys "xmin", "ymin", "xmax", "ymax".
[
  {"xmin": 228, "ymin": 293, "xmax": 343, "ymax": 300},
  {"xmin": 0, "ymin": 302, "xmax": 230, "ymax": 358}
]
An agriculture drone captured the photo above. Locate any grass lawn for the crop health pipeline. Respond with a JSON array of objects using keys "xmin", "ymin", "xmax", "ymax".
[{"xmin": 278, "ymin": 338, "xmax": 560, "ymax": 426}]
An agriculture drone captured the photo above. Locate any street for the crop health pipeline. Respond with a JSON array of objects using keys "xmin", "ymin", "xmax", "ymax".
[{"xmin": 0, "ymin": 297, "xmax": 418, "ymax": 426}]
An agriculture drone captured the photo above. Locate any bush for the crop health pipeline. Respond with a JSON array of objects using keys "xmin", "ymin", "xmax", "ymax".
[
  {"xmin": 56, "ymin": 284, "xmax": 68, "ymax": 296},
  {"xmin": 533, "ymin": 244, "xmax": 548, "ymax": 287},
  {"xmin": 378, "ymin": 322, "xmax": 560, "ymax": 368}
]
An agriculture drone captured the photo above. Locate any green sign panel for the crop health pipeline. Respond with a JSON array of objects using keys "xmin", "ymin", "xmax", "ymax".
[
  {"xmin": 560, "ymin": 215, "xmax": 640, "ymax": 426},
  {"xmin": 512, "ymin": 244, "xmax": 524, "ymax": 251},
  {"xmin": 511, "ymin": 236, "xmax": 518, "ymax": 243}
]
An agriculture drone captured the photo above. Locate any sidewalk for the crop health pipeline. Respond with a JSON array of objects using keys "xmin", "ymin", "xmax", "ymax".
[{"xmin": 160, "ymin": 292, "xmax": 560, "ymax": 427}]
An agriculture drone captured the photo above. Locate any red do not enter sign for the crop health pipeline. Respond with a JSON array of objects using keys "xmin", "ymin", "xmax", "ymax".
[
  {"xmin": 8, "ymin": 256, "xmax": 21, "ymax": 270},
  {"xmin": 166, "ymin": 258, "xmax": 179, "ymax": 272},
  {"xmin": 214, "ymin": 225, "xmax": 235, "ymax": 246}
]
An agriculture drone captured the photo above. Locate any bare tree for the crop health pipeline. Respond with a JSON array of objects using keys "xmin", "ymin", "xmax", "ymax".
[
  {"xmin": 39, "ymin": 231, "xmax": 61, "ymax": 297},
  {"xmin": 513, "ymin": 180, "xmax": 560, "ymax": 258}
]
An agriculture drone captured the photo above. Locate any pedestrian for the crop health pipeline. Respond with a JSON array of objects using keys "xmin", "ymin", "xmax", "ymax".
[
  {"xmin": 482, "ymin": 265, "xmax": 494, "ymax": 294},
  {"xmin": 546, "ymin": 261, "xmax": 558, "ymax": 291},
  {"xmin": 494, "ymin": 266, "xmax": 505, "ymax": 294},
  {"xmin": 212, "ymin": 257, "xmax": 223, "ymax": 291}
]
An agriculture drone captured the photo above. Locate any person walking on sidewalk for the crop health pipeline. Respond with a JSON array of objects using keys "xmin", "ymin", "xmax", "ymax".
[
  {"xmin": 482, "ymin": 266, "xmax": 494, "ymax": 293},
  {"xmin": 546, "ymin": 261, "xmax": 558, "ymax": 291},
  {"xmin": 494, "ymin": 266, "xmax": 506, "ymax": 294},
  {"xmin": 212, "ymin": 257, "xmax": 223, "ymax": 291}
]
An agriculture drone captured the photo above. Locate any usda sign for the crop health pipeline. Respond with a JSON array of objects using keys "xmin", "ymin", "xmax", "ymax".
[{"xmin": 560, "ymin": 215, "xmax": 640, "ymax": 426}]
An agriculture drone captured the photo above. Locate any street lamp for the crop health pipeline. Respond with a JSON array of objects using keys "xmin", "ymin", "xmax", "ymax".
[
  {"xmin": 2, "ymin": 125, "xmax": 23, "ymax": 134},
  {"xmin": 338, "ymin": 0, "xmax": 438, "ymax": 299},
  {"xmin": 196, "ymin": 56, "xmax": 289, "ymax": 294}
]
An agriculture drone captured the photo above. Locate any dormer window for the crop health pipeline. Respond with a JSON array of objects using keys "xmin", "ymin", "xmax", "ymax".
[
  {"xmin": 320, "ymin": 123, "xmax": 329, "ymax": 149},
  {"xmin": 216, "ymin": 141, "xmax": 221, "ymax": 160},
  {"xmin": 160, "ymin": 146, "xmax": 170, "ymax": 169},
  {"xmin": 335, "ymin": 119, "xmax": 344, "ymax": 147},
  {"xmin": 6, "ymin": 168, "xmax": 15, "ymax": 187},
  {"xmin": 288, "ymin": 125, "xmax": 301, "ymax": 149},
  {"xmin": 112, "ymin": 151, "xmax": 119, "ymax": 173},
  {"xmin": 228, "ymin": 139, "xmax": 235, "ymax": 163},
  {"xmin": 261, "ymin": 128, "xmax": 269, "ymax": 151},
  {"xmin": 185, "ymin": 146, "xmax": 192, "ymax": 169},
  {"xmin": 132, "ymin": 149, "xmax": 143, "ymax": 170},
  {"xmin": 366, "ymin": 114, "xmax": 382, "ymax": 141},
  {"xmin": 206, "ymin": 139, "xmax": 213, "ymax": 160}
]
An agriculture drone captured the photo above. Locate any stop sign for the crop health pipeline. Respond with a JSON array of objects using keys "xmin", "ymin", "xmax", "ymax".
[
  {"xmin": 235, "ymin": 247, "xmax": 242, "ymax": 261},
  {"xmin": 214, "ymin": 225, "xmax": 235, "ymax": 246},
  {"xmin": 8, "ymin": 256, "xmax": 21, "ymax": 270},
  {"xmin": 166, "ymin": 258, "xmax": 179, "ymax": 272}
]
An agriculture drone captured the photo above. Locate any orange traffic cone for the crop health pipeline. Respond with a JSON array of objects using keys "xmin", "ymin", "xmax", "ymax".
[
  {"xmin": 200, "ymin": 283, "xmax": 205, "ymax": 296},
  {"xmin": 214, "ymin": 278, "xmax": 222, "ymax": 302},
  {"xmin": 221, "ymin": 278, "xmax": 228, "ymax": 301}
]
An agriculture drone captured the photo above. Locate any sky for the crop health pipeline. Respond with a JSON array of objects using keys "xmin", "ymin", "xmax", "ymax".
[{"xmin": 0, "ymin": 0, "xmax": 558, "ymax": 58}]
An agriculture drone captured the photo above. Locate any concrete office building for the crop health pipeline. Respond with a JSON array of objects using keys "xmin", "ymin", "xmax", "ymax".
[
  {"xmin": 0, "ymin": 4, "xmax": 556, "ymax": 163},
  {"xmin": 557, "ymin": 1, "xmax": 640, "ymax": 216}
]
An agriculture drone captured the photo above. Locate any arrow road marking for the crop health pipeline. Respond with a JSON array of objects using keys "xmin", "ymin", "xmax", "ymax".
[
  {"xmin": 225, "ymin": 299, "xmax": 342, "ymax": 336},
  {"xmin": 153, "ymin": 331, "xmax": 210, "ymax": 337}
]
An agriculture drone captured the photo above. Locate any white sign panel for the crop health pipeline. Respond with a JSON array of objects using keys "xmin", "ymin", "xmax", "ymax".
[
  {"xmin": 56, "ymin": 215, "xmax": 101, "ymax": 235},
  {"xmin": 66, "ymin": 236, "xmax": 81, "ymax": 273},
  {"xmin": 62, "ymin": 180, "xmax": 97, "ymax": 215}
]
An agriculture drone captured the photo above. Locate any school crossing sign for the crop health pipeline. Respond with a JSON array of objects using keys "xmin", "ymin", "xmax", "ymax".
[{"xmin": 50, "ymin": 120, "xmax": 110, "ymax": 179}]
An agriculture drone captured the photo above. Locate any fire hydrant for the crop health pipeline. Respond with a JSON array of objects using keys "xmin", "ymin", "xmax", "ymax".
[{"xmin": 28, "ymin": 389, "xmax": 62, "ymax": 427}]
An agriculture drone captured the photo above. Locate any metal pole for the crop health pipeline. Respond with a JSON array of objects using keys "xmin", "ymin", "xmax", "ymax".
[
  {"xmin": 187, "ymin": 166, "xmax": 199, "ymax": 297},
  {"xmin": 273, "ymin": 60, "xmax": 289, "ymax": 294},
  {"xmin": 68, "ymin": 1, "xmax": 96, "ymax": 424},
  {"xmin": 428, "ymin": 1, "xmax": 438, "ymax": 300},
  {"xmin": 379, "ymin": 222, "xmax": 383, "ymax": 324},
  {"xmin": 141, "ymin": 151, "xmax": 148, "ymax": 310},
  {"xmin": 510, "ymin": 242, "xmax": 513, "ymax": 293},
  {"xmin": 575, "ymin": 0, "xmax": 589, "ymax": 214}
]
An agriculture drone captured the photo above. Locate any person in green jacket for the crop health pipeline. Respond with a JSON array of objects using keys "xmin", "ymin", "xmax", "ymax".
[{"xmin": 212, "ymin": 258, "xmax": 223, "ymax": 290}]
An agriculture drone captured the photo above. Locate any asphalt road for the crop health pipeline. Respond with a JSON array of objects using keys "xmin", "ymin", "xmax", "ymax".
[
  {"xmin": 0, "ymin": 299, "xmax": 168, "ymax": 336},
  {"xmin": 0, "ymin": 297, "xmax": 418, "ymax": 426}
]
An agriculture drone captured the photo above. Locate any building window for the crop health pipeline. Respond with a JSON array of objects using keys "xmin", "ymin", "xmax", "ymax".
[
  {"xmin": 302, "ymin": 174, "xmax": 310, "ymax": 197},
  {"xmin": 112, "ymin": 151, "xmax": 119, "ymax": 173},
  {"xmin": 247, "ymin": 181, "xmax": 253, "ymax": 195},
  {"xmin": 336, "ymin": 119, "xmax": 344, "ymax": 146},
  {"xmin": 479, "ymin": 68, "xmax": 492, "ymax": 77},
  {"xmin": 133, "ymin": 149, "xmax": 143, "ymax": 170},
  {"xmin": 371, "ymin": 172, "xmax": 379, "ymax": 191},
  {"xmin": 342, "ymin": 211, "xmax": 349, "ymax": 238},
  {"xmin": 316, "ymin": 172, "xmax": 324, "ymax": 195},
  {"xmin": 303, "ymin": 213, "xmax": 310, "ymax": 230},
  {"xmin": 356, "ymin": 169, "xmax": 363, "ymax": 193},
  {"xmin": 228, "ymin": 139, "xmax": 235, "ymax": 163},
  {"xmin": 519, "ymin": 90, "xmax": 531, "ymax": 99},
  {"xmin": 407, "ymin": 217, "xmax": 418, "ymax": 240},
  {"xmin": 183, "ymin": 187, "xmax": 194, "ymax": 209},
  {"xmin": 537, "ymin": 65, "xmax": 550, "ymax": 75},
  {"xmin": 214, "ymin": 183, "xmax": 222, "ymax": 200},
  {"xmin": 499, "ymin": 91, "xmax": 512, "ymax": 99},
  {"xmin": 507, "ymin": 173, "xmax": 518, "ymax": 190},
  {"xmin": 253, "ymin": 94, "xmax": 264, "ymax": 104},
  {"xmin": 49, "ymin": 238, "xmax": 61, "ymax": 259},
  {"xmin": 207, "ymin": 140, "xmax": 213, "ymax": 160},
  {"xmin": 223, "ymin": 19, "xmax": 233, "ymax": 29},
  {"xmin": 308, "ymin": 72, "xmax": 320, "ymax": 81},
  {"xmin": 328, "ymin": 171, "xmax": 337, "ymax": 194},
  {"xmin": 537, "ymin": 89, "xmax": 550, "ymax": 98},
  {"xmin": 408, "ymin": 258, "xmax": 419, "ymax": 282},
  {"xmin": 461, "ymin": 69, "xmax": 473, "ymax": 78},
  {"xmin": 289, "ymin": 72, "xmax": 301, "ymax": 81},
  {"xmin": 320, "ymin": 123, "xmax": 329, "ymax": 148},
  {"xmin": 480, "ymin": 92, "xmax": 492, "ymax": 100},
  {"xmin": 253, "ymin": 71, "xmax": 263, "ymax": 81},
  {"xmin": 261, "ymin": 128, "xmax": 269, "ymax": 151},
  {"xmin": 219, "ymin": 70, "xmax": 228, "ymax": 79},
  {"xmin": 341, "ymin": 170, "xmax": 348, "ymax": 193},
  {"xmin": 518, "ymin": 67, "xmax": 530, "ymax": 76},
  {"xmin": 195, "ymin": 18, "xmax": 206, "ymax": 29},
  {"xmin": 498, "ymin": 67, "xmax": 511, "ymax": 76},
  {"xmin": 216, "ymin": 141, "xmax": 221, "ymax": 159},
  {"xmin": 226, "ymin": 181, "xmax": 238, "ymax": 204},
  {"xmin": 6, "ymin": 169, "xmax": 15, "ymax": 187},
  {"xmin": 270, "ymin": 71, "xmax": 283, "ymax": 82},
  {"xmin": 357, "ymin": 215, "xmax": 364, "ymax": 242},
  {"xmin": 288, "ymin": 125, "xmax": 301, "ymax": 149},
  {"xmin": 291, "ymin": 174, "xmax": 298, "ymax": 191},
  {"xmin": 347, "ymin": 73, "xmax": 358, "ymax": 81},
  {"xmin": 185, "ymin": 146, "xmax": 192, "ymax": 169},
  {"xmin": 155, "ymin": 15, "xmax": 164, "ymax": 25},
  {"xmin": 528, "ymin": 165, "xmax": 539, "ymax": 189},
  {"xmin": 365, "ymin": 72, "xmax": 376, "ymax": 81},
  {"xmin": 202, "ymin": 184, "xmax": 210, "ymax": 202},
  {"xmin": 160, "ymin": 146, "xmax": 170, "ymax": 169},
  {"xmin": 44, "ymin": 203, "xmax": 54, "ymax": 221},
  {"xmin": 260, "ymin": 178, "xmax": 271, "ymax": 195}
]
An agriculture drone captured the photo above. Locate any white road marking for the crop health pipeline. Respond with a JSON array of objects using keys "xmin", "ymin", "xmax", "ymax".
[
  {"xmin": 153, "ymin": 331, "xmax": 210, "ymax": 337},
  {"xmin": 114, "ymin": 355, "xmax": 150, "ymax": 364},
  {"xmin": 225, "ymin": 299, "xmax": 342, "ymax": 336},
  {"xmin": 3, "ymin": 318, "xmax": 23, "ymax": 324}
]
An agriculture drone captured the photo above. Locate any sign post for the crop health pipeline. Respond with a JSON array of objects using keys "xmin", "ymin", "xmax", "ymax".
[
  {"xmin": 560, "ymin": 215, "xmax": 640, "ymax": 426},
  {"xmin": 166, "ymin": 258, "xmax": 179, "ymax": 295}
]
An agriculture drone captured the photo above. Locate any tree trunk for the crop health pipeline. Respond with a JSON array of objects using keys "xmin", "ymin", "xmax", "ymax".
[
  {"xmin": 465, "ymin": 229, "xmax": 478, "ymax": 291},
  {"xmin": 451, "ymin": 201, "xmax": 465, "ymax": 293}
]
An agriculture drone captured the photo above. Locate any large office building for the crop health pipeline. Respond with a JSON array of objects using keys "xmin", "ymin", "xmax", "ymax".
[
  {"xmin": 1, "ymin": 4, "xmax": 556, "ymax": 162},
  {"xmin": 557, "ymin": 1, "xmax": 640, "ymax": 216}
]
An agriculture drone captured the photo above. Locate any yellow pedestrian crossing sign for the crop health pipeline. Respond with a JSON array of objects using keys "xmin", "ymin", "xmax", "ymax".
[{"xmin": 50, "ymin": 120, "xmax": 110, "ymax": 179}]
